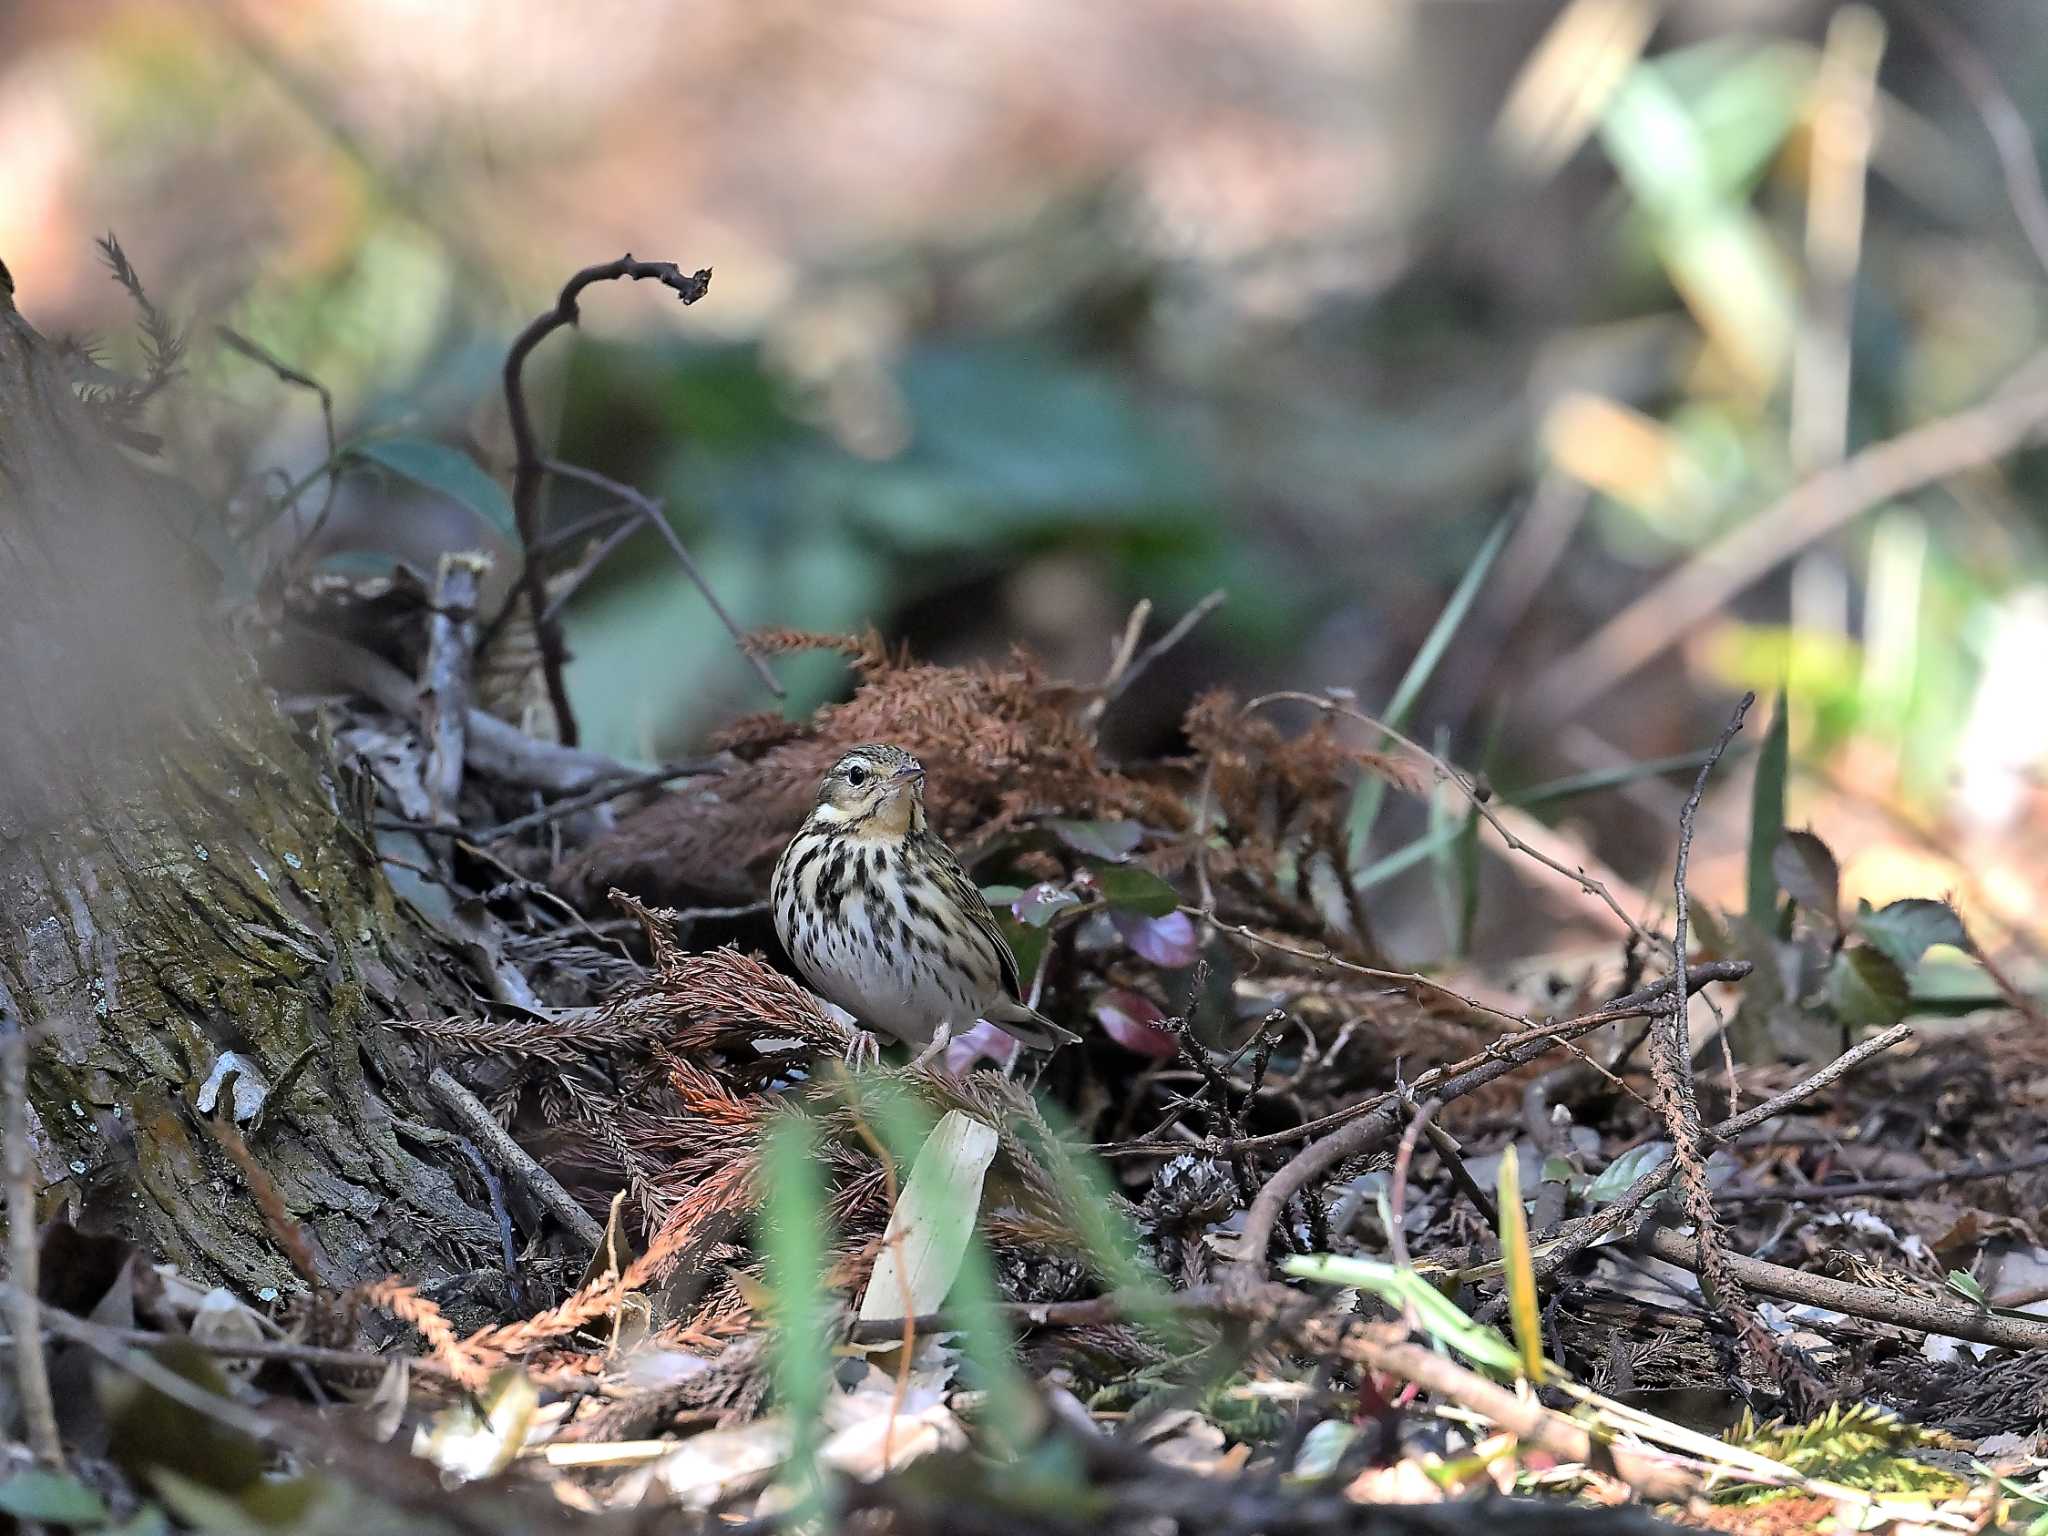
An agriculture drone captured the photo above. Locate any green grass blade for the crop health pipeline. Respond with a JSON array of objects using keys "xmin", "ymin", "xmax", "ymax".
[
  {"xmin": 761, "ymin": 1112, "xmax": 831, "ymax": 1512},
  {"xmin": 1513, "ymin": 742, "xmax": 1752, "ymax": 808},
  {"xmin": 1346, "ymin": 516, "xmax": 1511, "ymax": 873},
  {"xmin": 1746, "ymin": 691, "xmax": 1789, "ymax": 930}
]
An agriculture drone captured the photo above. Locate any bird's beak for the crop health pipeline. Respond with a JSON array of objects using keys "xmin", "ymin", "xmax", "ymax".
[{"xmin": 892, "ymin": 763, "xmax": 925, "ymax": 785}]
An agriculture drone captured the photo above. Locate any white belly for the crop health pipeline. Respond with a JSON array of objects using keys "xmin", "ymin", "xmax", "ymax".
[{"xmin": 782, "ymin": 884, "xmax": 988, "ymax": 1045}]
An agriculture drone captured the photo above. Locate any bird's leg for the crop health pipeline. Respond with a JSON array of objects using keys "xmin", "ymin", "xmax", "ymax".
[{"xmin": 909, "ymin": 1022, "xmax": 953, "ymax": 1072}]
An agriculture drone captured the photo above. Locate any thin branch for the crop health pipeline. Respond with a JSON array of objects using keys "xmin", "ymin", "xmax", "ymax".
[
  {"xmin": 501, "ymin": 256, "xmax": 714, "ymax": 745},
  {"xmin": 1228, "ymin": 961, "xmax": 1752, "ymax": 1270},
  {"xmin": 1, "ymin": 1283, "xmax": 296, "ymax": 1449},
  {"xmin": 218, "ymin": 324, "xmax": 342, "ymax": 552},
  {"xmin": 1241, "ymin": 691, "xmax": 1659, "ymax": 948},
  {"xmin": 1085, "ymin": 589, "xmax": 1228, "ymax": 734},
  {"xmin": 0, "ymin": 1321, "xmax": 466, "ymax": 1380},
  {"xmin": 427, "ymin": 1067, "xmax": 604, "ymax": 1249},
  {"xmin": 1640, "ymin": 1226, "xmax": 2048, "ymax": 1351},
  {"xmin": 1386, "ymin": 1098, "xmax": 1436, "ymax": 1269},
  {"xmin": 542, "ymin": 457, "xmax": 782, "ymax": 698},
  {"xmin": 1198, "ymin": 912, "xmax": 1528, "ymax": 1027},
  {"xmin": 1721, "ymin": 1147, "xmax": 2048, "ymax": 1204},
  {"xmin": 1100, "ymin": 958, "xmax": 1752, "ymax": 1159},
  {"xmin": 1650, "ymin": 692, "xmax": 1769, "ymax": 1372},
  {"xmin": 540, "ymin": 516, "xmax": 641, "ymax": 626},
  {"xmin": 1084, "ymin": 598, "xmax": 1151, "ymax": 734},
  {"xmin": 1900, "ymin": 2, "xmax": 2048, "ymax": 282},
  {"xmin": 1529, "ymin": 357, "xmax": 2048, "ymax": 719},
  {"xmin": 475, "ymin": 756, "xmax": 731, "ymax": 843}
]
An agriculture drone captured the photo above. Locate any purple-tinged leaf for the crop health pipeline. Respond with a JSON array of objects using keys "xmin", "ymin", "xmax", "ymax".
[
  {"xmin": 1113, "ymin": 908, "xmax": 1199, "ymax": 968},
  {"xmin": 1011, "ymin": 883, "xmax": 1082, "ymax": 928},
  {"xmin": 1048, "ymin": 818, "xmax": 1143, "ymax": 862},
  {"xmin": 1094, "ymin": 988, "xmax": 1178, "ymax": 1058},
  {"xmin": 947, "ymin": 1020, "xmax": 1020, "ymax": 1073}
]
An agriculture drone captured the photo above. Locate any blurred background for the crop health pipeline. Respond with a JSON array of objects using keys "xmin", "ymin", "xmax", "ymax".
[{"xmin": 8, "ymin": 0, "xmax": 2048, "ymax": 971}]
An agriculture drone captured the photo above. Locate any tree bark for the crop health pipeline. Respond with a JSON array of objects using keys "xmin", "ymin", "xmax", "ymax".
[{"xmin": 0, "ymin": 282, "xmax": 515, "ymax": 1306}]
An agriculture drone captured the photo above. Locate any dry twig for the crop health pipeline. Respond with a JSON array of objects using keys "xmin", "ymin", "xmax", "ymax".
[
  {"xmin": 500, "ymin": 255, "xmax": 714, "ymax": 745},
  {"xmin": 1530, "ymin": 358, "xmax": 2048, "ymax": 717},
  {"xmin": 427, "ymin": 1066, "xmax": 605, "ymax": 1249},
  {"xmin": 420, "ymin": 551, "xmax": 487, "ymax": 821},
  {"xmin": 1229, "ymin": 961, "xmax": 1751, "ymax": 1270},
  {"xmin": 1242, "ymin": 691, "xmax": 1660, "ymax": 948}
]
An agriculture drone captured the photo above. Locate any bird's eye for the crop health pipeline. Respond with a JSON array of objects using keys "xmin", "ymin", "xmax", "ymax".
[{"xmin": 844, "ymin": 765, "xmax": 870, "ymax": 788}]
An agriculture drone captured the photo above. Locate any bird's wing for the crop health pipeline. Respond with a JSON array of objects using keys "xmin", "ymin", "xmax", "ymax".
[
  {"xmin": 925, "ymin": 839, "xmax": 1079, "ymax": 1046},
  {"xmin": 932, "ymin": 851, "xmax": 1027, "ymax": 1001}
]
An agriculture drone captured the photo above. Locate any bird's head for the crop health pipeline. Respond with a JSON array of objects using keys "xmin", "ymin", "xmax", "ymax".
[{"xmin": 811, "ymin": 743, "xmax": 927, "ymax": 838}]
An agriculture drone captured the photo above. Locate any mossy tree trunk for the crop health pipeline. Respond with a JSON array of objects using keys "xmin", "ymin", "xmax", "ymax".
[{"xmin": 0, "ymin": 281, "xmax": 506, "ymax": 1303}]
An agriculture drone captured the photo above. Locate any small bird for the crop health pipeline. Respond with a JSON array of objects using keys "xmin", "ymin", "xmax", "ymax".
[{"xmin": 772, "ymin": 743, "xmax": 1080, "ymax": 1058}]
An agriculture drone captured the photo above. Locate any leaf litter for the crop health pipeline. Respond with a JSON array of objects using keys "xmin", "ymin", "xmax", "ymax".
[{"xmin": 23, "ymin": 605, "xmax": 2048, "ymax": 1533}]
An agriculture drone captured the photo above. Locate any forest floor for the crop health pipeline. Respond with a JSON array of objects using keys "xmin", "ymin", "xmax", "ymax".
[{"xmin": 10, "ymin": 264, "xmax": 2048, "ymax": 1536}]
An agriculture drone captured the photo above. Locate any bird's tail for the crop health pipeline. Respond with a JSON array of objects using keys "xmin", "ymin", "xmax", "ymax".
[{"xmin": 985, "ymin": 996, "xmax": 1082, "ymax": 1049}]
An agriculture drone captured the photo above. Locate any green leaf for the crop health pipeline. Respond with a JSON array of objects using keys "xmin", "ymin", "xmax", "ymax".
[
  {"xmin": 1827, "ymin": 946, "xmax": 1910, "ymax": 1029},
  {"xmin": 352, "ymin": 437, "xmax": 517, "ymax": 541},
  {"xmin": 997, "ymin": 912, "xmax": 1048, "ymax": 989},
  {"xmin": 1586, "ymin": 1141, "xmax": 1672, "ymax": 1204},
  {"xmin": 1346, "ymin": 517, "xmax": 1510, "ymax": 870},
  {"xmin": 1046, "ymin": 817, "xmax": 1142, "ymax": 863},
  {"xmin": 1283, "ymin": 1254, "xmax": 1521, "ymax": 1377},
  {"xmin": 0, "ymin": 1470, "xmax": 110, "ymax": 1524},
  {"xmin": 1092, "ymin": 866, "xmax": 1179, "ymax": 918},
  {"xmin": 1858, "ymin": 898, "xmax": 1969, "ymax": 975},
  {"xmin": 1746, "ymin": 693, "xmax": 1789, "ymax": 930}
]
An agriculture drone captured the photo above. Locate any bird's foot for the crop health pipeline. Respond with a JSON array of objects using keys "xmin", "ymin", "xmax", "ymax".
[{"xmin": 844, "ymin": 1029, "xmax": 884, "ymax": 1073}]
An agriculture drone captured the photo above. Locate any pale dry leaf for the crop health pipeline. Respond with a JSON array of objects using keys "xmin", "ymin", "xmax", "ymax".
[{"xmin": 857, "ymin": 1111, "xmax": 999, "ymax": 1325}]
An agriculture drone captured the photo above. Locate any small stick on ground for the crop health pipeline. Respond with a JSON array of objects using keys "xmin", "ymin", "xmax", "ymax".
[
  {"xmin": 420, "ymin": 551, "xmax": 487, "ymax": 822},
  {"xmin": 427, "ymin": 1067, "xmax": 604, "ymax": 1250},
  {"xmin": 1640, "ymin": 1227, "xmax": 2048, "ymax": 1351},
  {"xmin": 1720, "ymin": 1147, "xmax": 2048, "ymax": 1204},
  {"xmin": 1230, "ymin": 961, "xmax": 1751, "ymax": 1270},
  {"xmin": 1652, "ymin": 692, "xmax": 1788, "ymax": 1388}
]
